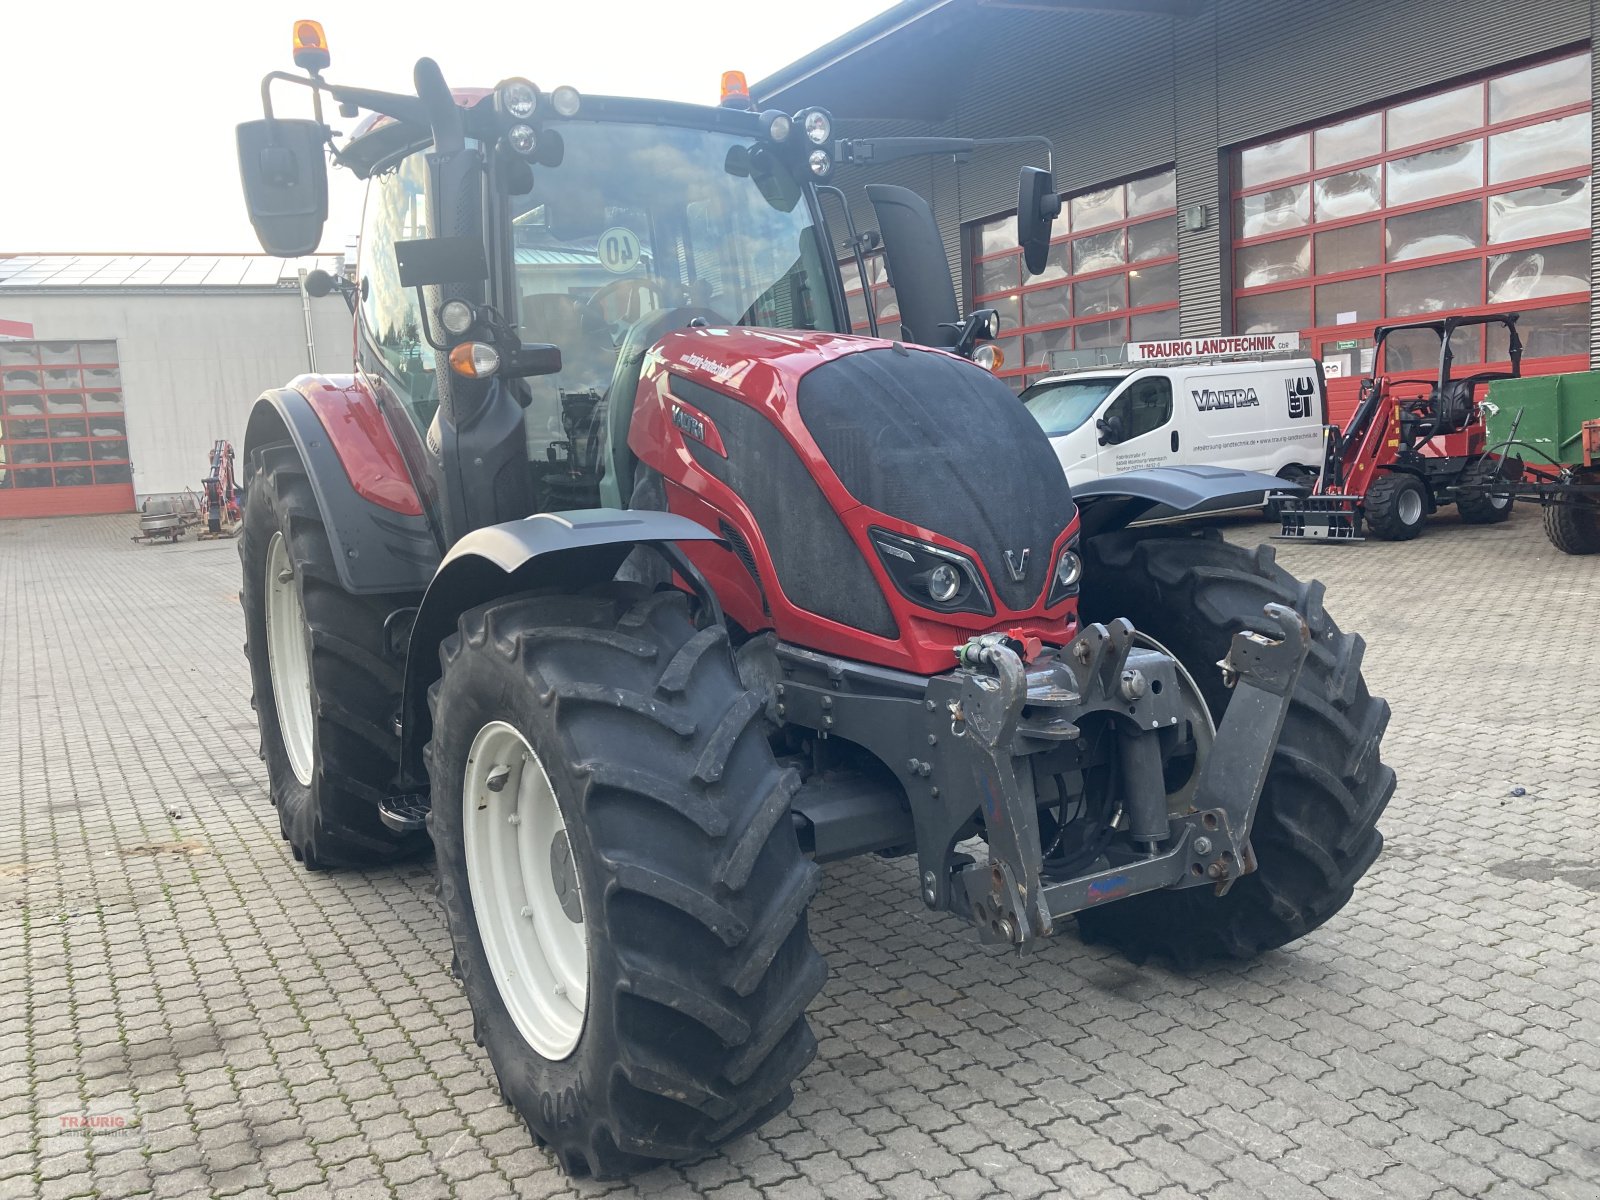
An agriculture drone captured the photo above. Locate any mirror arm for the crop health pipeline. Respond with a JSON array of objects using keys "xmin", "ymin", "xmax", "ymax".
[{"xmin": 816, "ymin": 184, "xmax": 880, "ymax": 339}]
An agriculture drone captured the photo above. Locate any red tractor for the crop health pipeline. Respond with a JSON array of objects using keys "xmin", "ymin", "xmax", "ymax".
[
  {"xmin": 234, "ymin": 25, "xmax": 1393, "ymax": 1178},
  {"xmin": 1278, "ymin": 313, "xmax": 1524, "ymax": 541}
]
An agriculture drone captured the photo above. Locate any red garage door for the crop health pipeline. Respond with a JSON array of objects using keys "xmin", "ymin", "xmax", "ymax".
[
  {"xmin": 1231, "ymin": 49, "xmax": 1592, "ymax": 427},
  {"xmin": 0, "ymin": 340, "xmax": 134, "ymax": 518}
]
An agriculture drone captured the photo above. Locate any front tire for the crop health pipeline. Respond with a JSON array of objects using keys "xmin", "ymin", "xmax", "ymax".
[
  {"xmin": 240, "ymin": 444, "xmax": 424, "ymax": 867},
  {"xmin": 426, "ymin": 586, "xmax": 826, "ymax": 1178},
  {"xmin": 1362, "ymin": 472, "xmax": 1428, "ymax": 540},
  {"xmin": 1078, "ymin": 531, "xmax": 1394, "ymax": 964}
]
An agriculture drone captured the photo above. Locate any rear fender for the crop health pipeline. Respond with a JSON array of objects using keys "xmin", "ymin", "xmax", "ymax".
[
  {"xmin": 1075, "ymin": 465, "xmax": 1304, "ymax": 539},
  {"xmin": 396, "ymin": 509, "xmax": 724, "ymax": 788},
  {"xmin": 241, "ymin": 378, "xmax": 440, "ymax": 594}
]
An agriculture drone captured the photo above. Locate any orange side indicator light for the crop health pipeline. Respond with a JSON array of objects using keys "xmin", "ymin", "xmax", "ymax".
[
  {"xmin": 293, "ymin": 19, "xmax": 331, "ymax": 72},
  {"xmin": 720, "ymin": 70, "xmax": 753, "ymax": 110}
]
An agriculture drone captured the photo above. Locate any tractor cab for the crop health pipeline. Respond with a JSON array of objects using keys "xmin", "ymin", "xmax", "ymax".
[{"xmin": 236, "ymin": 35, "xmax": 1062, "ymax": 544}]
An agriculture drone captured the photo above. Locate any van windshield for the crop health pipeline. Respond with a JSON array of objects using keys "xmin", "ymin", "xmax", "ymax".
[{"xmin": 1021, "ymin": 377, "xmax": 1124, "ymax": 437}]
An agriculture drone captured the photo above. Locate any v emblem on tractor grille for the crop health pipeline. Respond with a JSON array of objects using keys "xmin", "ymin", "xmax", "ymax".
[{"xmin": 1003, "ymin": 548, "xmax": 1030, "ymax": 582}]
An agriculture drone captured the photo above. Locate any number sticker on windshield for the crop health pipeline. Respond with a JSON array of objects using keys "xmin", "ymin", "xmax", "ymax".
[{"xmin": 598, "ymin": 227, "xmax": 642, "ymax": 274}]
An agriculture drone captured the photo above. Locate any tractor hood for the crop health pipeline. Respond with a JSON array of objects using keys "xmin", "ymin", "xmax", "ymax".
[
  {"xmin": 638, "ymin": 328, "xmax": 1076, "ymax": 620},
  {"xmin": 793, "ymin": 344, "xmax": 1074, "ymax": 611}
]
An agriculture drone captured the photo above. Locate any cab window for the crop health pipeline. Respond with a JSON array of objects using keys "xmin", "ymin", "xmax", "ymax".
[
  {"xmin": 1101, "ymin": 376, "xmax": 1173, "ymax": 444},
  {"xmin": 357, "ymin": 151, "xmax": 436, "ymax": 426}
]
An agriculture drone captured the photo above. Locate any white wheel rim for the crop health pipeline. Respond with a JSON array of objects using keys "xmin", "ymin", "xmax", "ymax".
[
  {"xmin": 264, "ymin": 531, "xmax": 315, "ymax": 787},
  {"xmin": 463, "ymin": 721, "xmax": 588, "ymax": 1060},
  {"xmin": 1398, "ymin": 487, "xmax": 1424, "ymax": 526}
]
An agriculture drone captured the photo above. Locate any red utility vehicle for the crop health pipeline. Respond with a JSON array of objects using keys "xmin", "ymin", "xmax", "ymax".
[{"xmin": 1278, "ymin": 313, "xmax": 1524, "ymax": 541}]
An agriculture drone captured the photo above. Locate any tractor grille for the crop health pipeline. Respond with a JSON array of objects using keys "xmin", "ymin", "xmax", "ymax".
[{"xmin": 797, "ymin": 347, "xmax": 1075, "ymax": 612}]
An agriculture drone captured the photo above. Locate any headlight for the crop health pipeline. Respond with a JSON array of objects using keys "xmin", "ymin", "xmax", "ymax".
[
  {"xmin": 927, "ymin": 563, "xmax": 961, "ymax": 603},
  {"xmin": 498, "ymin": 79, "xmax": 538, "ymax": 120},
  {"xmin": 800, "ymin": 108, "xmax": 832, "ymax": 145},
  {"xmin": 870, "ymin": 527, "xmax": 992, "ymax": 617},
  {"xmin": 550, "ymin": 85, "xmax": 581, "ymax": 117},
  {"xmin": 1046, "ymin": 541, "xmax": 1082, "ymax": 607},
  {"xmin": 439, "ymin": 299, "xmax": 476, "ymax": 337},
  {"xmin": 507, "ymin": 124, "xmax": 538, "ymax": 155},
  {"xmin": 767, "ymin": 113, "xmax": 792, "ymax": 142},
  {"xmin": 808, "ymin": 148, "xmax": 831, "ymax": 177}
]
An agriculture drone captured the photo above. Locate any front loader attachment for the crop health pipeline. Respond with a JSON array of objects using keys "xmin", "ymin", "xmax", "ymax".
[{"xmin": 1276, "ymin": 494, "xmax": 1364, "ymax": 541}]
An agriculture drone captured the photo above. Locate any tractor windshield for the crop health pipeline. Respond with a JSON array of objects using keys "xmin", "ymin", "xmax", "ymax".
[{"xmin": 507, "ymin": 120, "xmax": 842, "ymax": 501}]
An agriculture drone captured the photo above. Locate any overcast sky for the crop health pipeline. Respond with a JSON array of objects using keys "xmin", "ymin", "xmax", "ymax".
[{"xmin": 1, "ymin": 0, "xmax": 891, "ymax": 255}]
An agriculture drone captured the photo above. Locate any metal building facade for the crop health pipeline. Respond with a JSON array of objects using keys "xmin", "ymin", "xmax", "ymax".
[
  {"xmin": 754, "ymin": 0, "xmax": 1595, "ymax": 401},
  {"xmin": 0, "ymin": 256, "xmax": 352, "ymax": 516}
]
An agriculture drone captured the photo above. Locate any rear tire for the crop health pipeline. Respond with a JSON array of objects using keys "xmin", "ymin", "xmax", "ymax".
[
  {"xmin": 240, "ymin": 444, "xmax": 425, "ymax": 868},
  {"xmin": 1543, "ymin": 483, "xmax": 1600, "ymax": 555},
  {"xmin": 1456, "ymin": 458, "xmax": 1519, "ymax": 525},
  {"xmin": 1078, "ymin": 531, "xmax": 1394, "ymax": 964},
  {"xmin": 1362, "ymin": 472, "xmax": 1428, "ymax": 540},
  {"xmin": 426, "ymin": 585, "xmax": 826, "ymax": 1178}
]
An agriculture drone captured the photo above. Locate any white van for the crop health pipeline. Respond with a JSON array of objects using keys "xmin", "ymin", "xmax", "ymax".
[{"xmin": 1021, "ymin": 353, "xmax": 1326, "ymax": 497}]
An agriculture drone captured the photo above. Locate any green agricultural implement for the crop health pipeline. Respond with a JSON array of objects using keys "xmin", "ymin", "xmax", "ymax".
[{"xmin": 1472, "ymin": 372, "xmax": 1600, "ymax": 554}]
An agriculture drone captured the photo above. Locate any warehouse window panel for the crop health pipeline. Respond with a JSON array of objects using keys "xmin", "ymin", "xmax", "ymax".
[
  {"xmin": 1486, "ymin": 241, "xmax": 1589, "ymax": 305},
  {"xmin": 1387, "ymin": 82, "xmax": 1484, "ymax": 151},
  {"xmin": 1385, "ymin": 141, "xmax": 1482, "ymax": 207},
  {"xmin": 1386, "ymin": 201, "xmax": 1482, "ymax": 262},
  {"xmin": 1487, "ymin": 302, "xmax": 1588, "ymax": 361},
  {"xmin": 1235, "ymin": 236, "xmax": 1310, "ymax": 288},
  {"xmin": 1314, "ymin": 112, "xmax": 1382, "ymax": 170},
  {"xmin": 1489, "ymin": 179, "xmax": 1591, "ymax": 243},
  {"xmin": 1488, "ymin": 112, "xmax": 1591, "ymax": 185},
  {"xmin": 967, "ymin": 168, "xmax": 1177, "ymax": 389},
  {"xmin": 1314, "ymin": 166, "xmax": 1382, "ymax": 221},
  {"xmin": 1490, "ymin": 53, "xmax": 1590, "ymax": 123},
  {"xmin": 1238, "ymin": 133, "xmax": 1309, "ymax": 189},
  {"xmin": 1232, "ymin": 49, "xmax": 1591, "ymax": 414}
]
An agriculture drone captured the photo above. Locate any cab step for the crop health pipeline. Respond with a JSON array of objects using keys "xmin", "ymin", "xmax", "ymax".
[{"xmin": 378, "ymin": 793, "xmax": 431, "ymax": 833}]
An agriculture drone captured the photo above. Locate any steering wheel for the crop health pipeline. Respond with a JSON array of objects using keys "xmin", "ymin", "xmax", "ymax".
[{"xmin": 584, "ymin": 277, "xmax": 676, "ymax": 344}]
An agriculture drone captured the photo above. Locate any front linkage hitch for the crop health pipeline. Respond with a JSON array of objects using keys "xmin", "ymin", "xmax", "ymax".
[{"xmin": 774, "ymin": 604, "xmax": 1311, "ymax": 949}]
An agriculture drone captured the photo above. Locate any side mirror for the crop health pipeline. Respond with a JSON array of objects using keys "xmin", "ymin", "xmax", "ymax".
[
  {"xmin": 236, "ymin": 119, "xmax": 328, "ymax": 256},
  {"xmin": 1017, "ymin": 166, "xmax": 1063, "ymax": 278},
  {"xmin": 504, "ymin": 343, "xmax": 563, "ymax": 379},
  {"xmin": 1096, "ymin": 414, "xmax": 1125, "ymax": 445}
]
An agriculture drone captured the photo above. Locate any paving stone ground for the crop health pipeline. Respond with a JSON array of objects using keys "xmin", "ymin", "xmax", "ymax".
[{"xmin": 1, "ymin": 508, "xmax": 1598, "ymax": 1200}]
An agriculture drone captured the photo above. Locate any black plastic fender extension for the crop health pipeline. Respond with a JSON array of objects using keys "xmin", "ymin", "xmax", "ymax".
[
  {"xmin": 1073, "ymin": 464, "xmax": 1306, "ymax": 539},
  {"xmin": 394, "ymin": 509, "xmax": 725, "ymax": 789}
]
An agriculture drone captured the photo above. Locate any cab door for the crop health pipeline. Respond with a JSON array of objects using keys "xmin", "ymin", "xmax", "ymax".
[{"xmin": 1095, "ymin": 375, "xmax": 1176, "ymax": 475}]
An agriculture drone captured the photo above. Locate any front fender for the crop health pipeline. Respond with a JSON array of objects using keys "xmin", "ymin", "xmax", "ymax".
[
  {"xmin": 397, "ymin": 509, "xmax": 723, "ymax": 787},
  {"xmin": 241, "ymin": 377, "xmax": 439, "ymax": 594},
  {"xmin": 1074, "ymin": 465, "xmax": 1303, "ymax": 538}
]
